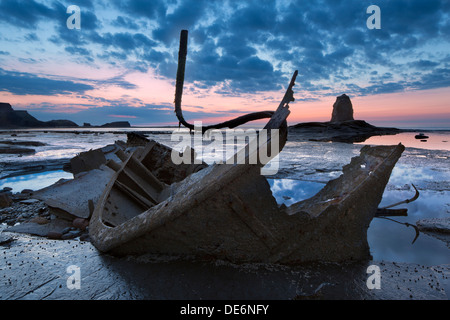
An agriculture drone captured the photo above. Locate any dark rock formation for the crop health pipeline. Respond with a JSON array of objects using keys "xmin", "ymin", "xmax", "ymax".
[
  {"xmin": 290, "ymin": 95, "xmax": 404, "ymax": 143},
  {"xmin": 0, "ymin": 103, "xmax": 78, "ymax": 128},
  {"xmin": 0, "ymin": 103, "xmax": 13, "ymax": 113},
  {"xmin": 100, "ymin": 121, "xmax": 131, "ymax": 128},
  {"xmin": 331, "ymin": 94, "xmax": 354, "ymax": 122},
  {"xmin": 0, "ymin": 140, "xmax": 46, "ymax": 147},
  {"xmin": 290, "ymin": 120, "xmax": 402, "ymax": 143},
  {"xmin": 45, "ymin": 120, "xmax": 78, "ymax": 127},
  {"xmin": 0, "ymin": 139, "xmax": 47, "ymax": 155},
  {"xmin": 0, "ymin": 192, "xmax": 13, "ymax": 208},
  {"xmin": 0, "ymin": 146, "xmax": 36, "ymax": 155}
]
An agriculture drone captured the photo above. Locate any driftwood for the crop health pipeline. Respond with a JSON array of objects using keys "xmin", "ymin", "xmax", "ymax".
[{"xmin": 174, "ymin": 29, "xmax": 291, "ymax": 132}]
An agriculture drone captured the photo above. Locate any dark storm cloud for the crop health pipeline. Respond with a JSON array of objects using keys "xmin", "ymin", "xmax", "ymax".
[
  {"xmin": 152, "ymin": 0, "xmax": 208, "ymax": 44},
  {"xmin": 139, "ymin": 0, "xmax": 364, "ymax": 92},
  {"xmin": 112, "ymin": 16, "xmax": 140, "ymax": 30},
  {"xmin": 380, "ymin": 0, "xmax": 442, "ymax": 37},
  {"xmin": 65, "ymin": 46, "xmax": 91, "ymax": 56},
  {"xmin": 47, "ymin": 1, "xmax": 101, "ymax": 46},
  {"xmin": 345, "ymin": 81, "xmax": 407, "ymax": 96},
  {"xmin": 85, "ymin": 31, "xmax": 165, "ymax": 72},
  {"xmin": 0, "ymin": 0, "xmax": 98, "ymax": 30},
  {"xmin": 110, "ymin": 0, "xmax": 166, "ymax": 20},
  {"xmin": 4, "ymin": 0, "xmax": 450, "ymax": 97},
  {"xmin": 409, "ymin": 60, "xmax": 440, "ymax": 69},
  {"xmin": 0, "ymin": 66, "xmax": 138, "ymax": 95},
  {"xmin": 0, "ymin": 0, "xmax": 54, "ymax": 29},
  {"xmin": 0, "ymin": 68, "xmax": 94, "ymax": 95},
  {"xmin": 86, "ymin": 32, "xmax": 157, "ymax": 51},
  {"xmin": 65, "ymin": 0, "xmax": 94, "ymax": 9},
  {"xmin": 411, "ymin": 67, "xmax": 450, "ymax": 91}
]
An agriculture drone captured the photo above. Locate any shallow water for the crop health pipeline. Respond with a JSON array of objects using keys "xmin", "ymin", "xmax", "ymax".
[
  {"xmin": 354, "ymin": 131, "xmax": 450, "ymax": 151},
  {"xmin": 268, "ymin": 179, "xmax": 325, "ymax": 207},
  {"xmin": 267, "ymin": 178, "xmax": 450, "ymax": 266},
  {"xmin": 0, "ymin": 128, "xmax": 448, "ymax": 267},
  {"xmin": 0, "ymin": 170, "xmax": 73, "ymax": 193},
  {"xmin": 0, "ymin": 131, "xmax": 128, "ymax": 163}
]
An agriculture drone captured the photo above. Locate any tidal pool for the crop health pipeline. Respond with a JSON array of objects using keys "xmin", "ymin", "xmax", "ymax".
[
  {"xmin": 0, "ymin": 170, "xmax": 73, "ymax": 193},
  {"xmin": 267, "ymin": 178, "xmax": 450, "ymax": 266},
  {"xmin": 354, "ymin": 131, "xmax": 450, "ymax": 151}
]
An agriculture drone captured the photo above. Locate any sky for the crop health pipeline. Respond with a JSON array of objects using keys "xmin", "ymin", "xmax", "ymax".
[{"xmin": 0, "ymin": 0, "xmax": 449, "ymax": 128}]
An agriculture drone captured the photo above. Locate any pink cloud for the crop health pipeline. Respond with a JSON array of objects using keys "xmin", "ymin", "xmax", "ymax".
[{"xmin": 108, "ymin": 114, "xmax": 138, "ymax": 119}]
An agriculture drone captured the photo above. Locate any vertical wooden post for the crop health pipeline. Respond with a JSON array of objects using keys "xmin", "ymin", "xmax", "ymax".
[{"xmin": 174, "ymin": 30, "xmax": 193, "ymax": 130}]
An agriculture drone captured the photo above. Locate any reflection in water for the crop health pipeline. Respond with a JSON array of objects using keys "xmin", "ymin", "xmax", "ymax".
[
  {"xmin": 0, "ymin": 170, "xmax": 73, "ymax": 193},
  {"xmin": 268, "ymin": 178, "xmax": 324, "ymax": 206},
  {"xmin": 268, "ymin": 178, "xmax": 450, "ymax": 266},
  {"xmin": 372, "ymin": 188, "xmax": 450, "ymax": 265},
  {"xmin": 355, "ymin": 131, "xmax": 450, "ymax": 151}
]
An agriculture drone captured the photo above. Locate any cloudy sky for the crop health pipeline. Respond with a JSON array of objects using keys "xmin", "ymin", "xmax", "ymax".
[{"xmin": 0, "ymin": 0, "xmax": 449, "ymax": 128}]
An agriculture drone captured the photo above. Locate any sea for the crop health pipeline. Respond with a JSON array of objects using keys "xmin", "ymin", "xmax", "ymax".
[{"xmin": 0, "ymin": 127, "xmax": 449, "ymax": 266}]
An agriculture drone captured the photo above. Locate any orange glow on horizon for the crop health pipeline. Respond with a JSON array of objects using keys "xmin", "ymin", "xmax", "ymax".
[{"xmin": 1, "ymin": 71, "xmax": 449, "ymax": 128}]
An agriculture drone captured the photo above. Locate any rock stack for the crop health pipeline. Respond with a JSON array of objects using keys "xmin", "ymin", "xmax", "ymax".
[
  {"xmin": 331, "ymin": 94, "xmax": 354, "ymax": 122},
  {"xmin": 290, "ymin": 94, "xmax": 403, "ymax": 143}
]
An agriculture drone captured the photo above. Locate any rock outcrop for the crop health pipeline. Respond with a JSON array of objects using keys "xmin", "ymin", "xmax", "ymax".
[
  {"xmin": 0, "ymin": 103, "xmax": 136, "ymax": 128},
  {"xmin": 100, "ymin": 121, "xmax": 131, "ymax": 128},
  {"xmin": 290, "ymin": 120, "xmax": 402, "ymax": 143},
  {"xmin": 331, "ymin": 94, "xmax": 354, "ymax": 122},
  {"xmin": 290, "ymin": 94, "xmax": 404, "ymax": 143},
  {"xmin": 0, "ymin": 103, "xmax": 78, "ymax": 128}
]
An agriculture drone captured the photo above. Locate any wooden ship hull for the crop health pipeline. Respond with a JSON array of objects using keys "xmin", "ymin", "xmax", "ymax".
[
  {"xmin": 89, "ymin": 30, "xmax": 405, "ymax": 263},
  {"xmin": 89, "ymin": 124, "xmax": 405, "ymax": 264}
]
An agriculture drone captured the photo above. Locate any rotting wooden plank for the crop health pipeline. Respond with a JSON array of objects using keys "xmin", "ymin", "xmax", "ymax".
[
  {"xmin": 114, "ymin": 180, "xmax": 155, "ymax": 209},
  {"xmin": 137, "ymin": 140, "xmax": 157, "ymax": 162},
  {"xmin": 121, "ymin": 167, "xmax": 160, "ymax": 204},
  {"xmin": 128, "ymin": 156, "xmax": 166, "ymax": 192},
  {"xmin": 228, "ymin": 193, "xmax": 278, "ymax": 250},
  {"xmin": 115, "ymin": 149, "xmax": 129, "ymax": 162}
]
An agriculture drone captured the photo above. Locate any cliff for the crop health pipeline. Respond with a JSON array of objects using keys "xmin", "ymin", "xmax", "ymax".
[
  {"xmin": 0, "ymin": 103, "xmax": 78, "ymax": 129},
  {"xmin": 100, "ymin": 121, "xmax": 131, "ymax": 128}
]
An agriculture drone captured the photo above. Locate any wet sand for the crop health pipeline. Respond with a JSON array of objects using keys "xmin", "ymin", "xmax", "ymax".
[{"xmin": 0, "ymin": 232, "xmax": 448, "ymax": 300}]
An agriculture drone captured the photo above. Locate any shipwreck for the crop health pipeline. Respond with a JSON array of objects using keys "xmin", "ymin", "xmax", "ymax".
[{"xmin": 88, "ymin": 30, "xmax": 406, "ymax": 264}]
